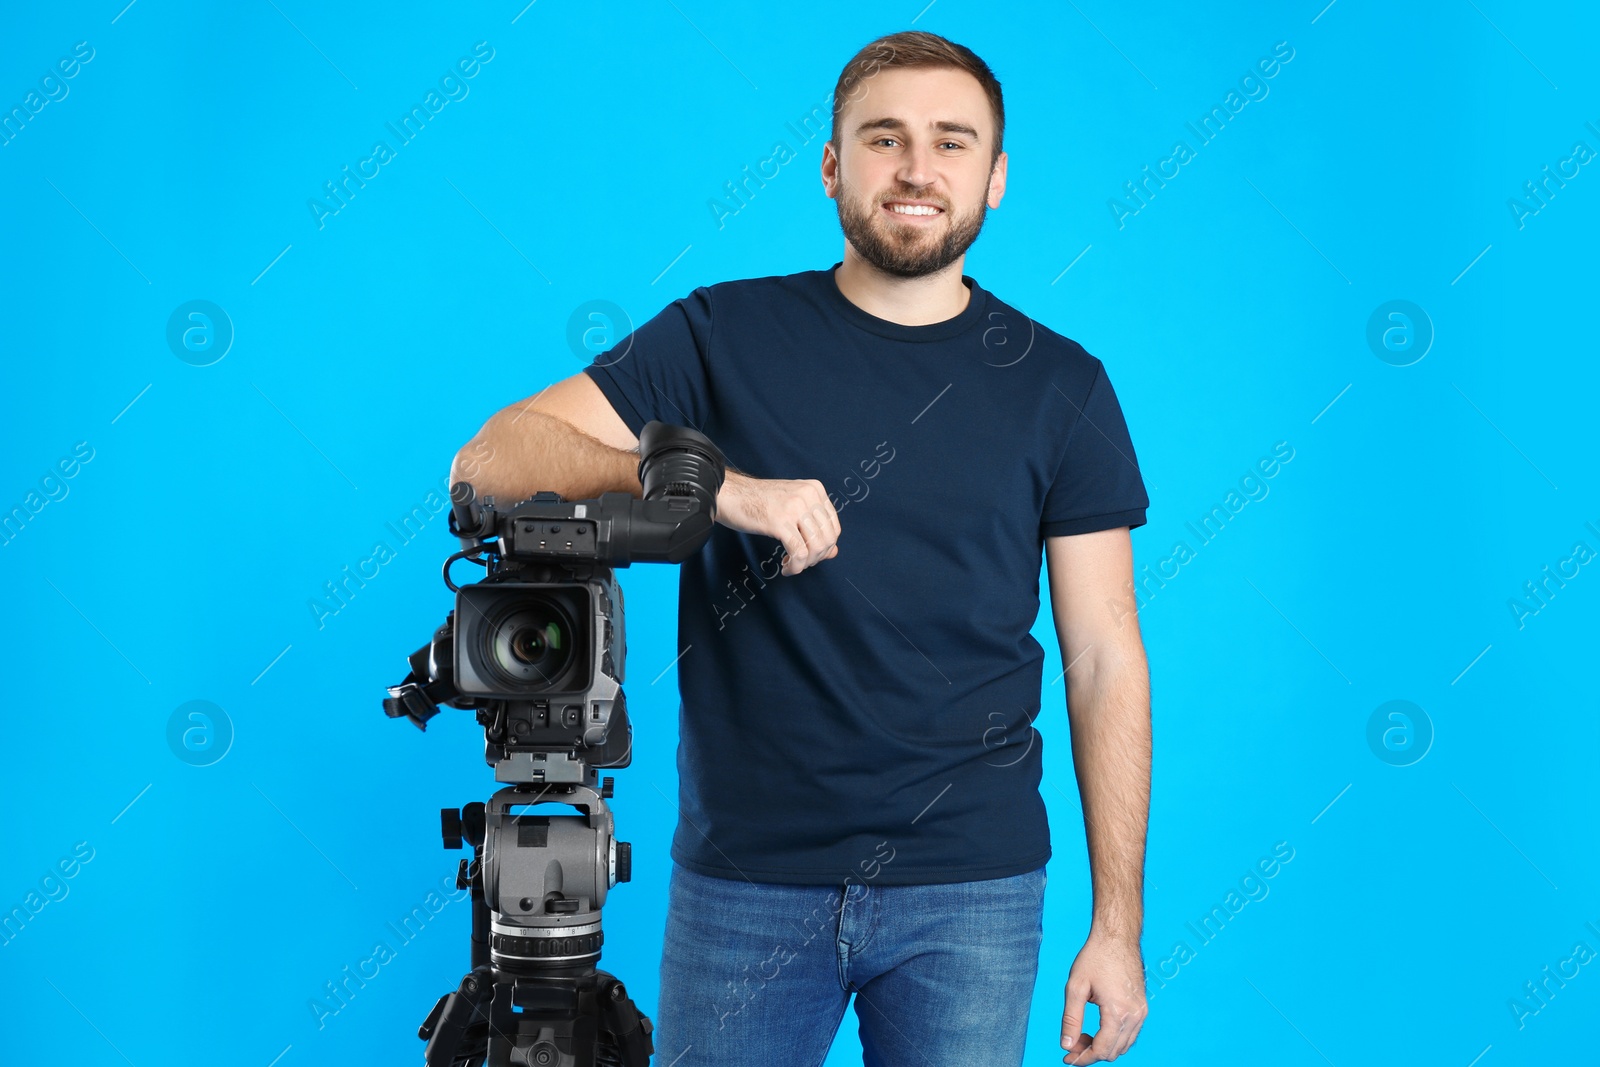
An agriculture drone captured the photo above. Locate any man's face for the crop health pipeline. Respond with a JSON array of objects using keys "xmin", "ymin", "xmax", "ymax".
[{"xmin": 824, "ymin": 65, "xmax": 1006, "ymax": 279}]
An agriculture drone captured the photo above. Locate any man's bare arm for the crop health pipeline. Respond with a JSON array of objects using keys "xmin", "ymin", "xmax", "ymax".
[
  {"xmin": 1050, "ymin": 528, "xmax": 1150, "ymax": 938},
  {"xmin": 453, "ymin": 409, "xmax": 644, "ymax": 502},
  {"xmin": 449, "ymin": 374, "xmax": 643, "ymax": 502},
  {"xmin": 448, "ymin": 372, "xmax": 843, "ymax": 575},
  {"xmin": 1046, "ymin": 526, "xmax": 1151, "ymax": 1063}
]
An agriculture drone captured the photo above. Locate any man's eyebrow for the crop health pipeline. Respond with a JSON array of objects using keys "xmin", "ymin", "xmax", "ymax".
[{"xmin": 854, "ymin": 117, "xmax": 982, "ymax": 142}]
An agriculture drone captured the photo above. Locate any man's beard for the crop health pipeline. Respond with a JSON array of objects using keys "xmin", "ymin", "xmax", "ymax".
[{"xmin": 836, "ymin": 183, "xmax": 988, "ymax": 279}]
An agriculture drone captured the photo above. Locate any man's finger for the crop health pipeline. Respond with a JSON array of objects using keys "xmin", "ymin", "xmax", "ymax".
[
  {"xmin": 778, "ymin": 531, "xmax": 809, "ymax": 575},
  {"xmin": 1096, "ymin": 990, "xmax": 1142, "ymax": 1056},
  {"xmin": 1113, "ymin": 1031, "xmax": 1139, "ymax": 1060},
  {"xmin": 796, "ymin": 509, "xmax": 828, "ymax": 554},
  {"xmin": 1063, "ymin": 1031, "xmax": 1098, "ymax": 1065},
  {"xmin": 792, "ymin": 510, "xmax": 839, "ymax": 572},
  {"xmin": 1061, "ymin": 982, "xmax": 1089, "ymax": 1051},
  {"xmin": 1112, "ymin": 1010, "xmax": 1146, "ymax": 1059},
  {"xmin": 801, "ymin": 479, "xmax": 841, "ymax": 543}
]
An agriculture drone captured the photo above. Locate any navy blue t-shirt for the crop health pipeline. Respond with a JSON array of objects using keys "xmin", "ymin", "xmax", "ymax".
[{"xmin": 584, "ymin": 263, "xmax": 1148, "ymax": 886}]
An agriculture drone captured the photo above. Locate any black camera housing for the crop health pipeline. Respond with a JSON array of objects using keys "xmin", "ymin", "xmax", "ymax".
[{"xmin": 384, "ymin": 421, "xmax": 725, "ymax": 787}]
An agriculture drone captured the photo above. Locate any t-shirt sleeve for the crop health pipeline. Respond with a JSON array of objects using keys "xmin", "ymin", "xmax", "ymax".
[
  {"xmin": 1040, "ymin": 358, "xmax": 1150, "ymax": 537},
  {"xmin": 581, "ymin": 286, "xmax": 714, "ymax": 438}
]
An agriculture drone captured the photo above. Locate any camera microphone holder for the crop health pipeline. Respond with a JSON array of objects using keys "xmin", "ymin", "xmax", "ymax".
[{"xmin": 383, "ymin": 421, "xmax": 728, "ymax": 1067}]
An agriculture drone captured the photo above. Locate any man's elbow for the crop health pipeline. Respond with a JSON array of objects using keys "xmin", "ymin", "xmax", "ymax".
[
  {"xmin": 1069, "ymin": 635, "xmax": 1147, "ymax": 689},
  {"xmin": 449, "ymin": 433, "xmax": 499, "ymax": 496}
]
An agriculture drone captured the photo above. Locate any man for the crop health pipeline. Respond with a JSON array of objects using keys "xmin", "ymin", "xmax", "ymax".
[{"xmin": 450, "ymin": 30, "xmax": 1151, "ymax": 1067}]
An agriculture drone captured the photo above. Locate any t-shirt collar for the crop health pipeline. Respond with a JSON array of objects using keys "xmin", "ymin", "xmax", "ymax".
[{"xmin": 819, "ymin": 261, "xmax": 988, "ymax": 342}]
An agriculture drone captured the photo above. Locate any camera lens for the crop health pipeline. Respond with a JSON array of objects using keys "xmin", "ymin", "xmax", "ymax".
[
  {"xmin": 509, "ymin": 624, "xmax": 557, "ymax": 665},
  {"xmin": 486, "ymin": 599, "xmax": 575, "ymax": 689}
]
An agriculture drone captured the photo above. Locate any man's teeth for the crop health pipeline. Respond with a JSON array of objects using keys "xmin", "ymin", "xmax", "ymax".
[{"xmin": 888, "ymin": 204, "xmax": 941, "ymax": 215}]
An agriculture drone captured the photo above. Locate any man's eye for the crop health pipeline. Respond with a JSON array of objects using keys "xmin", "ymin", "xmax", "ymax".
[{"xmin": 871, "ymin": 137, "xmax": 963, "ymax": 149}]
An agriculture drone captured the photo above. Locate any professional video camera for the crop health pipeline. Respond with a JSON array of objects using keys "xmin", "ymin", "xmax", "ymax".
[{"xmin": 383, "ymin": 420, "xmax": 727, "ymax": 1067}]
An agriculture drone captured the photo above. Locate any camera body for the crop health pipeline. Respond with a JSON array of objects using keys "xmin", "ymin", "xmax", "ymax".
[{"xmin": 384, "ymin": 421, "xmax": 726, "ymax": 786}]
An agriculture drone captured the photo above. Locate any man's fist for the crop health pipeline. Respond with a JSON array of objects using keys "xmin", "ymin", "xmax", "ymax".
[{"xmin": 716, "ymin": 470, "xmax": 841, "ymax": 576}]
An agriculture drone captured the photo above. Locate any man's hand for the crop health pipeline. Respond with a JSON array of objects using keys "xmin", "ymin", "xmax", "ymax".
[
  {"xmin": 1061, "ymin": 931, "xmax": 1148, "ymax": 1063},
  {"xmin": 716, "ymin": 470, "xmax": 840, "ymax": 576}
]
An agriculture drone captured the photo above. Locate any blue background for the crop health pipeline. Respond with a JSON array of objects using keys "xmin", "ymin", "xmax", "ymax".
[{"xmin": 2, "ymin": 1, "xmax": 1595, "ymax": 1064}]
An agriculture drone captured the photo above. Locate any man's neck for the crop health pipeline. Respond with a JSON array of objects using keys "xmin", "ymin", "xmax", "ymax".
[{"xmin": 833, "ymin": 252, "xmax": 971, "ymax": 326}]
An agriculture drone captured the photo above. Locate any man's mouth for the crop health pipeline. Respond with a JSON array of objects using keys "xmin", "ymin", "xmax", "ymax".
[{"xmin": 882, "ymin": 200, "xmax": 944, "ymax": 220}]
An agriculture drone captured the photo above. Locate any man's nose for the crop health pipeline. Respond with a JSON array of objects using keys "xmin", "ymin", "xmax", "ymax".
[{"xmin": 896, "ymin": 143, "xmax": 938, "ymax": 191}]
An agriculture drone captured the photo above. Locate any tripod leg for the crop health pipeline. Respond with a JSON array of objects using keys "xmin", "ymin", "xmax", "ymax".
[
  {"xmin": 596, "ymin": 974, "xmax": 655, "ymax": 1067},
  {"xmin": 420, "ymin": 967, "xmax": 493, "ymax": 1067}
]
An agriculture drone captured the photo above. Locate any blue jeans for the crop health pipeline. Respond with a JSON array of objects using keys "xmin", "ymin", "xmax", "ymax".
[{"xmin": 653, "ymin": 860, "xmax": 1047, "ymax": 1066}]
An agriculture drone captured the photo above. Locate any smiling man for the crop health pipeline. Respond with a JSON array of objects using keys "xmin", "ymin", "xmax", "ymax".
[{"xmin": 451, "ymin": 29, "xmax": 1152, "ymax": 1067}]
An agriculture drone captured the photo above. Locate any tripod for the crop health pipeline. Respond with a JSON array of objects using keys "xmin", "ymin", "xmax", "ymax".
[{"xmin": 417, "ymin": 778, "xmax": 655, "ymax": 1067}]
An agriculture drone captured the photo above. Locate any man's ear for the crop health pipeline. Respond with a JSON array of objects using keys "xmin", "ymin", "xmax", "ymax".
[
  {"xmin": 821, "ymin": 140, "xmax": 840, "ymax": 200},
  {"xmin": 987, "ymin": 150, "xmax": 1008, "ymax": 209}
]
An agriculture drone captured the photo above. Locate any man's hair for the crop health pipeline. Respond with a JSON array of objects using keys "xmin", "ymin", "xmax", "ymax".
[{"xmin": 829, "ymin": 31, "xmax": 1005, "ymax": 170}]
